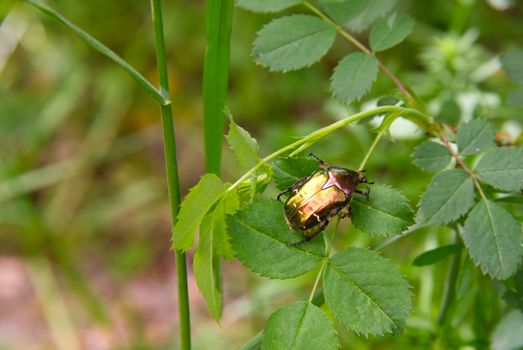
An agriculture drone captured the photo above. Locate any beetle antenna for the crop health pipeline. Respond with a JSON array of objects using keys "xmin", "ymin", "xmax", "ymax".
[{"xmin": 308, "ymin": 153, "xmax": 328, "ymax": 168}]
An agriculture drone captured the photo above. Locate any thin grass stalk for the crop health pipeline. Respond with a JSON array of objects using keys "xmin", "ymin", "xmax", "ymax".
[
  {"xmin": 150, "ymin": 0, "xmax": 191, "ymax": 348},
  {"xmin": 203, "ymin": 0, "xmax": 233, "ymax": 174},
  {"xmin": 202, "ymin": 0, "xmax": 234, "ymax": 308}
]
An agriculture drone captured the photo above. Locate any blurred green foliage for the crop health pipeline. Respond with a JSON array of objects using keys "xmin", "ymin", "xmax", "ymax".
[{"xmin": 0, "ymin": 0, "xmax": 522, "ymax": 349}]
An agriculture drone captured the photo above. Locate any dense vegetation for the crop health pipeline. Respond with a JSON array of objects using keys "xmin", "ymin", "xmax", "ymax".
[{"xmin": 1, "ymin": 0, "xmax": 522, "ymax": 349}]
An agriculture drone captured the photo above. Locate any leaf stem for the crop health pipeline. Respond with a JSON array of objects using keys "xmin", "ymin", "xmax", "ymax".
[
  {"xmin": 307, "ymin": 218, "xmax": 339, "ymax": 304},
  {"xmin": 358, "ymin": 113, "xmax": 399, "ymax": 170},
  {"xmin": 303, "ymin": 1, "xmax": 415, "ymax": 105},
  {"xmin": 150, "ymin": 0, "xmax": 191, "ymax": 349},
  {"xmin": 23, "ymin": 0, "xmax": 168, "ymax": 105},
  {"xmin": 438, "ymin": 131, "xmax": 487, "ymax": 199},
  {"xmin": 228, "ymin": 106, "xmax": 429, "ymax": 192},
  {"xmin": 437, "ymin": 230, "xmax": 462, "ymax": 325}
]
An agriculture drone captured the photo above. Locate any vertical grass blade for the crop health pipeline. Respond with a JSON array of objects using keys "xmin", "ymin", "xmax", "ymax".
[
  {"xmin": 150, "ymin": 0, "xmax": 191, "ymax": 349},
  {"xmin": 203, "ymin": 0, "xmax": 234, "ymax": 174},
  {"xmin": 202, "ymin": 0, "xmax": 234, "ymax": 317}
]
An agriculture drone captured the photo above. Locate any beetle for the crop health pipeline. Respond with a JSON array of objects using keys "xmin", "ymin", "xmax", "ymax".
[{"xmin": 277, "ymin": 154, "xmax": 372, "ymax": 246}]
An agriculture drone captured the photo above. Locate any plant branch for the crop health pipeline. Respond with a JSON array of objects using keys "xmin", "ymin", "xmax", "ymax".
[
  {"xmin": 303, "ymin": 1, "xmax": 415, "ymax": 105},
  {"xmin": 437, "ymin": 230, "xmax": 462, "ymax": 325},
  {"xmin": 23, "ymin": 0, "xmax": 168, "ymax": 105},
  {"xmin": 228, "ymin": 106, "xmax": 430, "ymax": 192},
  {"xmin": 358, "ymin": 113, "xmax": 399, "ymax": 170},
  {"xmin": 150, "ymin": 0, "xmax": 191, "ymax": 349},
  {"xmin": 438, "ymin": 131, "xmax": 487, "ymax": 199}
]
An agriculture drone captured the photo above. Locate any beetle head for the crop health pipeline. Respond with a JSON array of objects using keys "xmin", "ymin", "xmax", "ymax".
[{"xmin": 358, "ymin": 170, "xmax": 374, "ymax": 184}]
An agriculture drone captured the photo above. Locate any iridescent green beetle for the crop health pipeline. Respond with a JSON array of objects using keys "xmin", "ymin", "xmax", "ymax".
[{"xmin": 277, "ymin": 154, "xmax": 372, "ymax": 245}]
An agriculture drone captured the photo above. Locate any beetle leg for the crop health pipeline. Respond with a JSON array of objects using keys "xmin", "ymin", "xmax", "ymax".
[
  {"xmin": 277, "ymin": 188, "xmax": 291, "ymax": 201},
  {"xmin": 340, "ymin": 206, "xmax": 352, "ymax": 218},
  {"xmin": 287, "ymin": 220, "xmax": 328, "ymax": 247},
  {"xmin": 355, "ymin": 187, "xmax": 370, "ymax": 197}
]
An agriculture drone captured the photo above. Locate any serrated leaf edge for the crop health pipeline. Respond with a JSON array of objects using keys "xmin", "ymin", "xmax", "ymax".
[{"xmin": 228, "ymin": 216, "xmax": 325, "ymax": 280}]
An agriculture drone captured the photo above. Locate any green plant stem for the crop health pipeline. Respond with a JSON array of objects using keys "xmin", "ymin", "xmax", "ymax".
[
  {"xmin": 203, "ymin": 0, "xmax": 233, "ymax": 174},
  {"xmin": 23, "ymin": 0, "xmax": 167, "ymax": 105},
  {"xmin": 358, "ymin": 113, "xmax": 399, "ymax": 171},
  {"xmin": 438, "ymin": 131, "xmax": 487, "ymax": 199},
  {"xmin": 228, "ymin": 106, "xmax": 430, "ymax": 192},
  {"xmin": 303, "ymin": 1, "xmax": 416, "ymax": 105},
  {"xmin": 150, "ymin": 0, "xmax": 191, "ymax": 349},
  {"xmin": 437, "ymin": 231, "xmax": 462, "ymax": 325},
  {"xmin": 202, "ymin": 0, "xmax": 233, "ymax": 316}
]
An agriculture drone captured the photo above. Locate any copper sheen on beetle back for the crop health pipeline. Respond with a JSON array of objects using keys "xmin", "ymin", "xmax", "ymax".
[{"xmin": 277, "ymin": 154, "xmax": 372, "ymax": 246}]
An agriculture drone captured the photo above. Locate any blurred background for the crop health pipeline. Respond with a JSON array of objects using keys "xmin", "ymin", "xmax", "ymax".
[{"xmin": 1, "ymin": 0, "xmax": 522, "ymax": 349}]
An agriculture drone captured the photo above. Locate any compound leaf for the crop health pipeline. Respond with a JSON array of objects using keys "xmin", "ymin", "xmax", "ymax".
[
  {"xmin": 228, "ymin": 199, "xmax": 325, "ymax": 279},
  {"xmin": 226, "ymin": 116, "xmax": 260, "ymax": 168},
  {"xmin": 172, "ymin": 174, "xmax": 225, "ymax": 251},
  {"xmin": 411, "ymin": 140, "xmax": 452, "ymax": 173},
  {"xmin": 462, "ymin": 199, "xmax": 522, "ymax": 280},
  {"xmin": 324, "ymin": 247, "xmax": 411, "ymax": 336},
  {"xmin": 351, "ymin": 185, "xmax": 413, "ymax": 237},
  {"xmin": 235, "ymin": 0, "xmax": 303, "ymax": 13},
  {"xmin": 475, "ymin": 147, "xmax": 523, "ymax": 192},
  {"xmin": 347, "ymin": 0, "xmax": 397, "ymax": 31},
  {"xmin": 417, "ymin": 169, "xmax": 475, "ymax": 225},
  {"xmin": 331, "ymin": 52, "xmax": 379, "ymax": 104},
  {"xmin": 261, "ymin": 301, "xmax": 339, "ymax": 350},
  {"xmin": 213, "ymin": 189, "xmax": 240, "ymax": 260},
  {"xmin": 194, "ymin": 215, "xmax": 222, "ymax": 320},
  {"xmin": 252, "ymin": 15, "xmax": 336, "ymax": 72},
  {"xmin": 319, "ymin": 0, "xmax": 369, "ymax": 25},
  {"xmin": 272, "ymin": 157, "xmax": 318, "ymax": 191},
  {"xmin": 456, "ymin": 119, "xmax": 496, "ymax": 156},
  {"xmin": 370, "ymin": 13, "xmax": 415, "ymax": 52}
]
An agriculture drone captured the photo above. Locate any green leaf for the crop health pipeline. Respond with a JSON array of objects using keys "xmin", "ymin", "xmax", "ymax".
[
  {"xmin": 462, "ymin": 199, "xmax": 522, "ymax": 280},
  {"xmin": 412, "ymin": 244, "xmax": 462, "ymax": 266},
  {"xmin": 436, "ymin": 97, "xmax": 461, "ymax": 124},
  {"xmin": 213, "ymin": 189, "xmax": 240, "ymax": 260},
  {"xmin": 351, "ymin": 185, "xmax": 413, "ymax": 237},
  {"xmin": 417, "ymin": 169, "xmax": 475, "ymax": 225},
  {"xmin": 172, "ymin": 174, "xmax": 225, "ymax": 251},
  {"xmin": 226, "ymin": 116, "xmax": 260, "ymax": 168},
  {"xmin": 228, "ymin": 199, "xmax": 325, "ymax": 279},
  {"xmin": 193, "ymin": 215, "xmax": 222, "ymax": 320},
  {"xmin": 369, "ymin": 13, "xmax": 414, "ymax": 52},
  {"xmin": 261, "ymin": 301, "xmax": 339, "ymax": 350},
  {"xmin": 319, "ymin": 0, "xmax": 369, "ymax": 25},
  {"xmin": 411, "ymin": 140, "xmax": 452, "ymax": 173},
  {"xmin": 331, "ymin": 53, "xmax": 379, "ymax": 104},
  {"xmin": 377, "ymin": 96, "xmax": 400, "ymax": 106},
  {"xmin": 347, "ymin": 0, "xmax": 397, "ymax": 31},
  {"xmin": 235, "ymin": 0, "xmax": 303, "ymax": 13},
  {"xmin": 456, "ymin": 119, "xmax": 496, "ymax": 156},
  {"xmin": 475, "ymin": 147, "xmax": 523, "ymax": 192},
  {"xmin": 491, "ymin": 310, "xmax": 523, "ymax": 350},
  {"xmin": 324, "ymin": 247, "xmax": 411, "ymax": 336},
  {"xmin": 501, "ymin": 47, "xmax": 523, "ymax": 85},
  {"xmin": 252, "ymin": 15, "xmax": 336, "ymax": 72},
  {"xmin": 237, "ymin": 168, "xmax": 273, "ymax": 203},
  {"xmin": 272, "ymin": 157, "xmax": 318, "ymax": 191}
]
